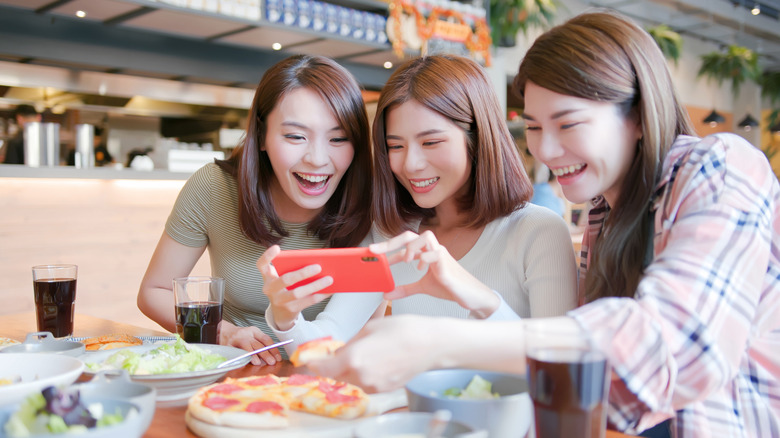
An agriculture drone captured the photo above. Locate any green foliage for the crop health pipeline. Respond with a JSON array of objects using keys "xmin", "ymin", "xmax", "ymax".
[
  {"xmin": 698, "ymin": 45, "xmax": 762, "ymax": 97},
  {"xmin": 761, "ymin": 71, "xmax": 780, "ymax": 106},
  {"xmin": 762, "ymin": 110, "xmax": 780, "ymax": 181},
  {"xmin": 766, "ymin": 109, "xmax": 780, "ymax": 130},
  {"xmin": 490, "ymin": 0, "xmax": 559, "ymax": 47},
  {"xmin": 647, "ymin": 25, "xmax": 683, "ymax": 65}
]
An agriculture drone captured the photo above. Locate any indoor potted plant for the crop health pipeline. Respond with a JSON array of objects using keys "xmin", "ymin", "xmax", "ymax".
[
  {"xmin": 647, "ymin": 24, "xmax": 683, "ymax": 65},
  {"xmin": 762, "ymin": 70, "xmax": 780, "ymax": 129},
  {"xmin": 489, "ymin": 0, "xmax": 559, "ymax": 47},
  {"xmin": 698, "ymin": 44, "xmax": 762, "ymax": 97}
]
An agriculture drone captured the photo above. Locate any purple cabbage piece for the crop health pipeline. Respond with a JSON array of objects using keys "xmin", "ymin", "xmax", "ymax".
[{"xmin": 41, "ymin": 386, "xmax": 98, "ymax": 428}]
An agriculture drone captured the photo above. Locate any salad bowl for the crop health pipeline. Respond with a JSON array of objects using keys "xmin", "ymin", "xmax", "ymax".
[
  {"xmin": 79, "ymin": 341, "xmax": 251, "ymax": 407},
  {"xmin": 0, "ymin": 354, "xmax": 84, "ymax": 408},
  {"xmin": 75, "ymin": 370, "xmax": 156, "ymax": 431},
  {"xmin": 405, "ymin": 369, "xmax": 532, "ymax": 438},
  {"xmin": 0, "ymin": 396, "xmax": 143, "ymax": 438}
]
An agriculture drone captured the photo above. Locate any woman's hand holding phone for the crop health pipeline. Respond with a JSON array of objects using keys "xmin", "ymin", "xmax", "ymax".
[
  {"xmin": 369, "ymin": 231, "xmax": 499, "ymax": 318},
  {"xmin": 256, "ymin": 245, "xmax": 333, "ymax": 331}
]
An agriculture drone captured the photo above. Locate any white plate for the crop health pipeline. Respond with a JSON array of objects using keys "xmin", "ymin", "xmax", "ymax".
[
  {"xmin": 71, "ymin": 336, "xmax": 177, "ymax": 346},
  {"xmin": 0, "ymin": 337, "xmax": 21, "ymax": 351},
  {"xmin": 184, "ymin": 388, "xmax": 408, "ymax": 438},
  {"xmin": 0, "ymin": 353, "xmax": 84, "ymax": 407},
  {"xmin": 79, "ymin": 344, "xmax": 251, "ymax": 407}
]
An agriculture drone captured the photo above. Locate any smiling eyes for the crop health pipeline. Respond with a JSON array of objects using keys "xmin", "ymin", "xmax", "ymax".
[
  {"xmin": 283, "ymin": 134, "xmax": 349, "ymax": 144},
  {"xmin": 386, "ymin": 139, "xmax": 444, "ymax": 150},
  {"xmin": 525, "ymin": 122, "xmax": 581, "ymax": 132}
]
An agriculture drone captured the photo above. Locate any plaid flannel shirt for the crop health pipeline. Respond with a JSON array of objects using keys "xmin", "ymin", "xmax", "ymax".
[{"xmin": 571, "ymin": 134, "xmax": 780, "ymax": 437}]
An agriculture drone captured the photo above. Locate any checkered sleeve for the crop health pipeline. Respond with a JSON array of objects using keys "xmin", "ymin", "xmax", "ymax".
[{"xmin": 570, "ymin": 135, "xmax": 775, "ymax": 435}]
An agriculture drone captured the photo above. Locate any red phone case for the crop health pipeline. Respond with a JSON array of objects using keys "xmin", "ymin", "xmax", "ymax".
[{"xmin": 272, "ymin": 247, "xmax": 395, "ymax": 293}]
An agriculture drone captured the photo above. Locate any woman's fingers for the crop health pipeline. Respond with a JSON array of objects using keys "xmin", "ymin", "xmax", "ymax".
[
  {"xmin": 225, "ymin": 326, "xmax": 283, "ymax": 366},
  {"xmin": 369, "ymin": 231, "xmax": 420, "ymax": 254},
  {"xmin": 257, "ymin": 245, "xmax": 282, "ymax": 277}
]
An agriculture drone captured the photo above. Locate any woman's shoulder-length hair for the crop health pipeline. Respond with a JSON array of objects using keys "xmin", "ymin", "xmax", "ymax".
[
  {"xmin": 372, "ymin": 54, "xmax": 532, "ymax": 236},
  {"xmin": 217, "ymin": 55, "xmax": 372, "ymax": 248}
]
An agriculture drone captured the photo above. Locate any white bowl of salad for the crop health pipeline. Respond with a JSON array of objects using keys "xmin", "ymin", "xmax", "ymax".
[
  {"xmin": 0, "ymin": 386, "xmax": 144, "ymax": 437},
  {"xmin": 405, "ymin": 369, "xmax": 532, "ymax": 438},
  {"xmin": 79, "ymin": 336, "xmax": 251, "ymax": 407},
  {"xmin": 0, "ymin": 354, "xmax": 84, "ymax": 408}
]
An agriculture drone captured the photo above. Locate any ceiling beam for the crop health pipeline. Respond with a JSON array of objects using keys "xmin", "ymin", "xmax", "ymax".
[
  {"xmin": 0, "ymin": 5, "xmax": 392, "ymax": 90},
  {"xmin": 103, "ymin": 6, "xmax": 156, "ymax": 26},
  {"xmin": 35, "ymin": 0, "xmax": 73, "ymax": 14}
]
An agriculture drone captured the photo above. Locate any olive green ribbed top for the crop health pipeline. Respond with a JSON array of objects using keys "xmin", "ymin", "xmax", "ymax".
[{"xmin": 165, "ymin": 163, "xmax": 330, "ymax": 344}]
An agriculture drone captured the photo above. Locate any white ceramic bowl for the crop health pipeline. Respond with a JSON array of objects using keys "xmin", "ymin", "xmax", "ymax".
[
  {"xmin": 405, "ymin": 369, "xmax": 532, "ymax": 438},
  {"xmin": 353, "ymin": 412, "xmax": 488, "ymax": 438},
  {"xmin": 75, "ymin": 370, "xmax": 156, "ymax": 432},
  {"xmin": 0, "ymin": 353, "xmax": 84, "ymax": 408},
  {"xmin": 0, "ymin": 397, "xmax": 144, "ymax": 438},
  {"xmin": 80, "ymin": 343, "xmax": 251, "ymax": 407},
  {"xmin": 2, "ymin": 332, "xmax": 85, "ymax": 356}
]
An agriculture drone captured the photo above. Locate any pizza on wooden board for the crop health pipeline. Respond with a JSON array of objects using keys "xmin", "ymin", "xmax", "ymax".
[
  {"xmin": 187, "ymin": 374, "xmax": 369, "ymax": 430},
  {"xmin": 290, "ymin": 336, "xmax": 345, "ymax": 367}
]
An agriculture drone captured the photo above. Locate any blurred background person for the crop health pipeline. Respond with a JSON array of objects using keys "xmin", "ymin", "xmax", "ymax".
[
  {"xmin": 2, "ymin": 104, "xmax": 41, "ymax": 165},
  {"xmin": 93, "ymin": 126, "xmax": 113, "ymax": 166},
  {"xmin": 529, "ymin": 163, "xmax": 565, "ymax": 217},
  {"xmin": 67, "ymin": 126, "xmax": 113, "ymax": 167}
]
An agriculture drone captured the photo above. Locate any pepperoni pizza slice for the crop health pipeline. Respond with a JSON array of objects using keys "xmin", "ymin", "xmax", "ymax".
[
  {"xmin": 188, "ymin": 378, "xmax": 289, "ymax": 429},
  {"xmin": 299, "ymin": 378, "xmax": 369, "ymax": 419},
  {"xmin": 187, "ymin": 373, "xmax": 369, "ymax": 430},
  {"xmin": 290, "ymin": 336, "xmax": 345, "ymax": 367}
]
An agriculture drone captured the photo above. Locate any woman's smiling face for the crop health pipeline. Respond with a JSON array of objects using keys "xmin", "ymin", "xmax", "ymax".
[
  {"xmin": 384, "ymin": 99, "xmax": 471, "ymax": 210},
  {"xmin": 522, "ymin": 81, "xmax": 642, "ymax": 207},
  {"xmin": 263, "ymin": 87, "xmax": 354, "ymax": 223}
]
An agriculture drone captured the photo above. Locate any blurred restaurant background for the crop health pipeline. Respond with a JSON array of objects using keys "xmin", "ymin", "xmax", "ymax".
[{"xmin": 1, "ymin": 0, "xmax": 779, "ymax": 330}]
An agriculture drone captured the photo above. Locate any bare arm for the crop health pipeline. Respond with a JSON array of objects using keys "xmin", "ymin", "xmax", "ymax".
[
  {"xmin": 310, "ymin": 315, "xmax": 582, "ymax": 393},
  {"xmin": 137, "ymin": 232, "xmax": 205, "ymax": 332}
]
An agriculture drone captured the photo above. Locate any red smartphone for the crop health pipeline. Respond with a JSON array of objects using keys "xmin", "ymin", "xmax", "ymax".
[{"xmin": 272, "ymin": 247, "xmax": 395, "ymax": 293}]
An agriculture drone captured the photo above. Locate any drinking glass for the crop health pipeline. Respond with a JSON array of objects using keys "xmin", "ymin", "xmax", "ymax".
[
  {"xmin": 173, "ymin": 276, "xmax": 224, "ymax": 344},
  {"xmin": 526, "ymin": 325, "xmax": 610, "ymax": 438},
  {"xmin": 32, "ymin": 264, "xmax": 78, "ymax": 337}
]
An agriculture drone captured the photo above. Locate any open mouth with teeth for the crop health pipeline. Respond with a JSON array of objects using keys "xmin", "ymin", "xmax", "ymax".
[
  {"xmin": 410, "ymin": 177, "xmax": 439, "ymax": 188},
  {"xmin": 552, "ymin": 164, "xmax": 586, "ymax": 178},
  {"xmin": 294, "ymin": 172, "xmax": 330, "ymax": 191}
]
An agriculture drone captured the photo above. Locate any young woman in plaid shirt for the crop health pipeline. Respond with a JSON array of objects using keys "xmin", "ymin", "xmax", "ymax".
[{"xmin": 313, "ymin": 10, "xmax": 780, "ymax": 437}]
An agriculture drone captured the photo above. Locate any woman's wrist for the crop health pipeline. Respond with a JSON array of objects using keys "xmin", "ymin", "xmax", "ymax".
[
  {"xmin": 430, "ymin": 318, "xmax": 481, "ymax": 369},
  {"xmin": 270, "ymin": 306, "xmax": 297, "ymax": 332},
  {"xmin": 462, "ymin": 287, "xmax": 501, "ymax": 319},
  {"xmin": 219, "ymin": 320, "xmax": 237, "ymax": 344}
]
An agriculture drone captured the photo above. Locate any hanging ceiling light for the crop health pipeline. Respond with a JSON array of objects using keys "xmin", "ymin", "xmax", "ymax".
[
  {"xmin": 738, "ymin": 114, "xmax": 759, "ymax": 130},
  {"xmin": 703, "ymin": 109, "xmax": 726, "ymax": 126},
  {"xmin": 751, "ymin": 3, "xmax": 761, "ymax": 15}
]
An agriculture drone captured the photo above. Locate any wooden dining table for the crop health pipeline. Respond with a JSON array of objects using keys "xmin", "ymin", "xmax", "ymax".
[{"xmin": 0, "ymin": 312, "xmax": 633, "ymax": 437}]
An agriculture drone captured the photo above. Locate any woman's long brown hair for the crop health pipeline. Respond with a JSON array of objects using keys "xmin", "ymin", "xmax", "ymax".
[
  {"xmin": 217, "ymin": 55, "xmax": 372, "ymax": 248},
  {"xmin": 372, "ymin": 54, "xmax": 533, "ymax": 236},
  {"xmin": 513, "ymin": 11, "xmax": 694, "ymax": 302}
]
